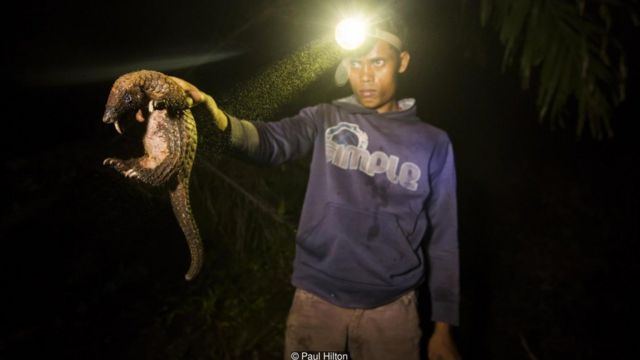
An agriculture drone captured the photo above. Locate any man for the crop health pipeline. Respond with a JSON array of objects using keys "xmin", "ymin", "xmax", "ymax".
[{"xmin": 172, "ymin": 16, "xmax": 460, "ymax": 360}]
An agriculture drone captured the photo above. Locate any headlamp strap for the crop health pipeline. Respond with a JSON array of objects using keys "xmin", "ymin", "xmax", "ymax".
[{"xmin": 371, "ymin": 29, "xmax": 403, "ymax": 52}]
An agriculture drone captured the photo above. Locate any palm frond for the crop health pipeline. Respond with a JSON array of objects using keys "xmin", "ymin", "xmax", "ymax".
[{"xmin": 479, "ymin": 0, "xmax": 637, "ymax": 139}]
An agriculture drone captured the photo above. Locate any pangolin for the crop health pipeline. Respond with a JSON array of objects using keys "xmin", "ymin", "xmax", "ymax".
[{"xmin": 102, "ymin": 70, "xmax": 212, "ymax": 281}]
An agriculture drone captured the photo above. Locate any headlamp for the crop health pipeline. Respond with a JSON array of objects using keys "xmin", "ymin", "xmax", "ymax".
[
  {"xmin": 335, "ymin": 17, "xmax": 368, "ymax": 50},
  {"xmin": 334, "ymin": 16, "xmax": 403, "ymax": 52}
]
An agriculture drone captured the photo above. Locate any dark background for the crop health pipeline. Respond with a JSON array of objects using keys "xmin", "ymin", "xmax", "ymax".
[{"xmin": 2, "ymin": 0, "xmax": 639, "ymax": 359}]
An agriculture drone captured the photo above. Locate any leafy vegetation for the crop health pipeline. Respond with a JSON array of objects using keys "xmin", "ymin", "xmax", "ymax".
[{"xmin": 475, "ymin": 0, "xmax": 638, "ymax": 138}]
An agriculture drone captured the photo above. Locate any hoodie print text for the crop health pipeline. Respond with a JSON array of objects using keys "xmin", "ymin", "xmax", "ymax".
[{"xmin": 325, "ymin": 122, "xmax": 422, "ymax": 191}]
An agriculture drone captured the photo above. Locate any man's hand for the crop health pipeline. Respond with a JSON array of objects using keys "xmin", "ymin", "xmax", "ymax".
[
  {"xmin": 169, "ymin": 76, "xmax": 206, "ymax": 105},
  {"xmin": 169, "ymin": 76, "xmax": 228, "ymax": 131},
  {"xmin": 427, "ymin": 322, "xmax": 460, "ymax": 360}
]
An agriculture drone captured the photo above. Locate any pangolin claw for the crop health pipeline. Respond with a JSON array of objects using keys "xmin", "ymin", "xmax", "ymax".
[
  {"xmin": 103, "ymin": 157, "xmax": 121, "ymax": 168},
  {"xmin": 104, "ymin": 158, "xmax": 134, "ymax": 178},
  {"xmin": 125, "ymin": 169, "xmax": 140, "ymax": 179}
]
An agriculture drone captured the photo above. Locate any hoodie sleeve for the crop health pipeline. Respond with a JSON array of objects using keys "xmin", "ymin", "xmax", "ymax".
[
  {"xmin": 425, "ymin": 135, "xmax": 460, "ymax": 326},
  {"xmin": 227, "ymin": 106, "xmax": 322, "ymax": 165}
]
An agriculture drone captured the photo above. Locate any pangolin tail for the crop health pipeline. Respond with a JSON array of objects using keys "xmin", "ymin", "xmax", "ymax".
[{"xmin": 169, "ymin": 108, "xmax": 202, "ymax": 281}]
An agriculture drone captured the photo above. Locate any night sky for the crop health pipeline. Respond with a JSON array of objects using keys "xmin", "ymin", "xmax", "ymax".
[{"xmin": 3, "ymin": 1, "xmax": 639, "ymax": 359}]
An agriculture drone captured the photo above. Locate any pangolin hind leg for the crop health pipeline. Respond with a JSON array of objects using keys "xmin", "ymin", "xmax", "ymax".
[{"xmin": 102, "ymin": 157, "xmax": 159, "ymax": 183}]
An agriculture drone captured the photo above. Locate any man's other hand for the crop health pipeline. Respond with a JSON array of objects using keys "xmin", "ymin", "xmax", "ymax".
[{"xmin": 427, "ymin": 322, "xmax": 460, "ymax": 360}]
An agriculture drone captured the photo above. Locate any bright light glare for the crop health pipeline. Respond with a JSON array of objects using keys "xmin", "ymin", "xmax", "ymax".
[{"xmin": 335, "ymin": 17, "xmax": 368, "ymax": 50}]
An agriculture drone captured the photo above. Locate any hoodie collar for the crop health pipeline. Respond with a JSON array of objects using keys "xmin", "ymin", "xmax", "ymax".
[{"xmin": 332, "ymin": 95, "xmax": 417, "ymax": 119}]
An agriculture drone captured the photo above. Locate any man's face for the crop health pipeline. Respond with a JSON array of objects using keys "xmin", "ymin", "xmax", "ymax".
[{"xmin": 347, "ymin": 40, "xmax": 410, "ymax": 113}]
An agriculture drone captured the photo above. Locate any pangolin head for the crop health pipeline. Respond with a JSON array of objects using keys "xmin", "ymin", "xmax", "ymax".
[{"xmin": 102, "ymin": 75, "xmax": 147, "ymax": 125}]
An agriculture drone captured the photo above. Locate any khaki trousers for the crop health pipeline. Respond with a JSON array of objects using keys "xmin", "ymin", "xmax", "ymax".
[{"xmin": 284, "ymin": 288, "xmax": 421, "ymax": 360}]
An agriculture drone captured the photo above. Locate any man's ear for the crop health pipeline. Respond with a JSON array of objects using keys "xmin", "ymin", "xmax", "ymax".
[{"xmin": 398, "ymin": 51, "xmax": 411, "ymax": 74}]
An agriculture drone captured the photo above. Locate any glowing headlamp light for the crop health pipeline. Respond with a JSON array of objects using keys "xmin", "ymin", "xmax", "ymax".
[
  {"xmin": 335, "ymin": 17, "xmax": 368, "ymax": 50},
  {"xmin": 334, "ymin": 17, "xmax": 403, "ymax": 51}
]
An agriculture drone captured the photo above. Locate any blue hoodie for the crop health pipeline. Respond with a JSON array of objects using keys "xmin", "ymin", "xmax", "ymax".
[{"xmin": 230, "ymin": 96, "xmax": 459, "ymax": 325}]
